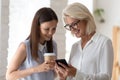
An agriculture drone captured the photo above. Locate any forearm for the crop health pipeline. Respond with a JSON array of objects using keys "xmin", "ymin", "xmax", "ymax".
[
  {"xmin": 56, "ymin": 77, "xmax": 66, "ymax": 80},
  {"xmin": 70, "ymin": 70, "xmax": 111, "ymax": 80},
  {"xmin": 6, "ymin": 67, "xmax": 39, "ymax": 80}
]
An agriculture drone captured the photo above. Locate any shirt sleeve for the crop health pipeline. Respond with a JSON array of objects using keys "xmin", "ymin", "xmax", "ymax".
[
  {"xmin": 73, "ymin": 70, "xmax": 111, "ymax": 80},
  {"xmin": 67, "ymin": 39, "xmax": 114, "ymax": 80}
]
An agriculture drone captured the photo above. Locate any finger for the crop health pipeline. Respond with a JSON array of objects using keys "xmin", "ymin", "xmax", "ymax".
[
  {"xmin": 57, "ymin": 67, "xmax": 66, "ymax": 74},
  {"xmin": 57, "ymin": 64, "xmax": 65, "ymax": 70},
  {"xmin": 45, "ymin": 61, "xmax": 49, "ymax": 64},
  {"xmin": 44, "ymin": 60, "xmax": 52, "ymax": 64},
  {"xmin": 68, "ymin": 64, "xmax": 73, "ymax": 67},
  {"xmin": 58, "ymin": 62, "xmax": 68, "ymax": 69},
  {"xmin": 50, "ymin": 60, "xmax": 55, "ymax": 62}
]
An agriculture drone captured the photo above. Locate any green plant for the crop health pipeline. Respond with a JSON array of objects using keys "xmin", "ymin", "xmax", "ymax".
[{"xmin": 94, "ymin": 8, "xmax": 105, "ymax": 23}]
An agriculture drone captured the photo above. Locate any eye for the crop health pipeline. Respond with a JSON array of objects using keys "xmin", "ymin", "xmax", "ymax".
[
  {"xmin": 71, "ymin": 20, "xmax": 80, "ymax": 27},
  {"xmin": 44, "ymin": 28, "xmax": 49, "ymax": 31},
  {"xmin": 70, "ymin": 23, "xmax": 76, "ymax": 28},
  {"xmin": 52, "ymin": 27, "xmax": 56, "ymax": 30},
  {"xmin": 73, "ymin": 23, "xmax": 78, "ymax": 26}
]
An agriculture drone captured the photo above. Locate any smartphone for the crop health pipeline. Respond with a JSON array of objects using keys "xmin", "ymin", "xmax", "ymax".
[{"xmin": 55, "ymin": 59, "xmax": 69, "ymax": 68}]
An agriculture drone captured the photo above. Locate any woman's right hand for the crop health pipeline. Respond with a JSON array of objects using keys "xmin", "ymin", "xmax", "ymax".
[{"xmin": 35, "ymin": 61, "xmax": 55, "ymax": 72}]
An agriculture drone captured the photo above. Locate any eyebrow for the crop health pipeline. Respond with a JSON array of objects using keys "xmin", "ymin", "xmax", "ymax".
[{"xmin": 70, "ymin": 20, "xmax": 80, "ymax": 25}]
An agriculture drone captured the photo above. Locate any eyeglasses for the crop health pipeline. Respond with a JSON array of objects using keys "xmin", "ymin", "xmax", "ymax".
[{"xmin": 64, "ymin": 20, "xmax": 80, "ymax": 31}]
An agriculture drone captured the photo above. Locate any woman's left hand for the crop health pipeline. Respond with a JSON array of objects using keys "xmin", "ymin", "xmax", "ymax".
[{"xmin": 55, "ymin": 62, "xmax": 77, "ymax": 80}]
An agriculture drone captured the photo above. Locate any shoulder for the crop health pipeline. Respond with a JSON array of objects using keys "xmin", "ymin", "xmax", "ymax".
[
  {"xmin": 18, "ymin": 42, "xmax": 26, "ymax": 53},
  {"xmin": 99, "ymin": 33, "xmax": 110, "ymax": 40},
  {"xmin": 98, "ymin": 33, "xmax": 112, "ymax": 43},
  {"xmin": 23, "ymin": 39, "xmax": 30, "ymax": 45},
  {"xmin": 16, "ymin": 41, "xmax": 28, "ymax": 59},
  {"xmin": 94, "ymin": 33, "xmax": 112, "ymax": 43},
  {"xmin": 95, "ymin": 33, "xmax": 112, "ymax": 47},
  {"xmin": 16, "ymin": 39, "xmax": 30, "ymax": 55},
  {"xmin": 20, "ymin": 39, "xmax": 30, "ymax": 49}
]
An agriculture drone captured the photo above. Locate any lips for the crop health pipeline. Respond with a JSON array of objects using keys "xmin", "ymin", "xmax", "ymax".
[
  {"xmin": 46, "ymin": 36, "xmax": 52, "ymax": 40},
  {"xmin": 47, "ymin": 36, "xmax": 52, "ymax": 38}
]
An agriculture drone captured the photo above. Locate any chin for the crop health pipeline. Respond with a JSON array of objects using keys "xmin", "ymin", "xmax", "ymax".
[
  {"xmin": 75, "ymin": 34, "xmax": 81, "ymax": 38},
  {"xmin": 76, "ymin": 36, "xmax": 81, "ymax": 38},
  {"xmin": 45, "ymin": 38, "xmax": 51, "ymax": 41}
]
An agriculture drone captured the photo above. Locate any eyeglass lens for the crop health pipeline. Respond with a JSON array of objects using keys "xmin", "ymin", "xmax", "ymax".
[{"xmin": 64, "ymin": 20, "xmax": 80, "ymax": 31}]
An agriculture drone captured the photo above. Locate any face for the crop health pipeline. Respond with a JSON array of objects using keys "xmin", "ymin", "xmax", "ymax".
[
  {"xmin": 40, "ymin": 20, "xmax": 57, "ymax": 43},
  {"xmin": 64, "ymin": 16, "xmax": 87, "ymax": 38}
]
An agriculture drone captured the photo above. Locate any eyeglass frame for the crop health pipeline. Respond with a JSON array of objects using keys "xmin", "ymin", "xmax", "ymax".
[{"xmin": 64, "ymin": 20, "xmax": 80, "ymax": 31}]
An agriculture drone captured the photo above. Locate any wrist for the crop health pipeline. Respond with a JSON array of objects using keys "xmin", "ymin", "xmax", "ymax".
[
  {"xmin": 59, "ymin": 76, "xmax": 67, "ymax": 80},
  {"xmin": 32, "ymin": 67, "xmax": 39, "ymax": 73},
  {"xmin": 72, "ymin": 68, "xmax": 77, "ymax": 77},
  {"xmin": 60, "ymin": 78, "xmax": 66, "ymax": 80}
]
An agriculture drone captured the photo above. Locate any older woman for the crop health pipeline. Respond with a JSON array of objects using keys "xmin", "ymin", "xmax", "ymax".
[{"xmin": 55, "ymin": 2, "xmax": 113, "ymax": 80}]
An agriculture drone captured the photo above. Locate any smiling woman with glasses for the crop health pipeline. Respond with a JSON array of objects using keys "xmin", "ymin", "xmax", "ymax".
[{"xmin": 55, "ymin": 2, "xmax": 114, "ymax": 80}]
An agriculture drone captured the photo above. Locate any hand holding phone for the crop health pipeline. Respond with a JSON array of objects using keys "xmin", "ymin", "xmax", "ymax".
[{"xmin": 55, "ymin": 59, "xmax": 69, "ymax": 68}]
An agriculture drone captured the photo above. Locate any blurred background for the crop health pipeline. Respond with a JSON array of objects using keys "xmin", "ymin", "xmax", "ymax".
[{"xmin": 0, "ymin": 0, "xmax": 120, "ymax": 80}]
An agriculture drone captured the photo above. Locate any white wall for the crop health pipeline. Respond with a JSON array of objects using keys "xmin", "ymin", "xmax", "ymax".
[
  {"xmin": 95, "ymin": 0, "xmax": 120, "ymax": 40},
  {"xmin": 0, "ymin": 0, "xmax": 1, "ymax": 50},
  {"xmin": 50, "ymin": 0, "xmax": 66, "ymax": 59},
  {"xmin": 8, "ymin": 0, "xmax": 50, "ymax": 63},
  {"xmin": 0, "ymin": 0, "xmax": 9, "ymax": 79}
]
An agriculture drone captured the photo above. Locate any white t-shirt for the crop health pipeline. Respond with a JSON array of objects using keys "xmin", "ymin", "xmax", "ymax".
[{"xmin": 67, "ymin": 33, "xmax": 114, "ymax": 80}]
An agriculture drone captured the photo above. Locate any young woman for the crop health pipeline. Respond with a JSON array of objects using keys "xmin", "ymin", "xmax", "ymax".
[{"xmin": 6, "ymin": 7, "xmax": 58, "ymax": 80}]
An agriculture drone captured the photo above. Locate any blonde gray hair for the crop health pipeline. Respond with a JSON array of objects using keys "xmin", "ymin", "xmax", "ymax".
[{"xmin": 62, "ymin": 2, "xmax": 96, "ymax": 34}]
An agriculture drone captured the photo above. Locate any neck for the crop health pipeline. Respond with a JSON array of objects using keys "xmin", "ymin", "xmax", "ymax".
[{"xmin": 81, "ymin": 31, "xmax": 95, "ymax": 48}]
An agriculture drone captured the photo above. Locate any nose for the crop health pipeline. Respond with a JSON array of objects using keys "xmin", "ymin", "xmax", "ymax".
[
  {"xmin": 71, "ymin": 25, "xmax": 78, "ymax": 31},
  {"xmin": 48, "ymin": 30, "xmax": 54, "ymax": 35},
  {"xmin": 71, "ymin": 26, "xmax": 79, "ymax": 33},
  {"xmin": 74, "ymin": 25, "xmax": 78, "ymax": 28}
]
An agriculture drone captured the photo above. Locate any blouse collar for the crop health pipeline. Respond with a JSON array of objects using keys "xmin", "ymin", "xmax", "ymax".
[
  {"xmin": 38, "ymin": 43, "xmax": 46, "ymax": 52},
  {"xmin": 91, "ymin": 32, "xmax": 100, "ymax": 43}
]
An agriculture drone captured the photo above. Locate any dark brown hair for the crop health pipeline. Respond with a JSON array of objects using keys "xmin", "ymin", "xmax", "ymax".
[{"xmin": 27, "ymin": 7, "xmax": 58, "ymax": 61}]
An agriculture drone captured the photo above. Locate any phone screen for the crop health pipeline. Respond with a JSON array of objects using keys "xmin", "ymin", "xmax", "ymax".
[{"xmin": 55, "ymin": 59, "xmax": 68, "ymax": 68}]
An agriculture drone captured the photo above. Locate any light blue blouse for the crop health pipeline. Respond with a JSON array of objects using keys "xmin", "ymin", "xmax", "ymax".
[{"xmin": 19, "ymin": 39, "xmax": 57, "ymax": 80}]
